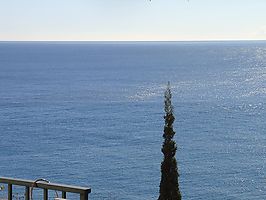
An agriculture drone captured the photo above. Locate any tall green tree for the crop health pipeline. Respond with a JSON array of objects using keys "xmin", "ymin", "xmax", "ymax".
[{"xmin": 158, "ymin": 82, "xmax": 181, "ymax": 200}]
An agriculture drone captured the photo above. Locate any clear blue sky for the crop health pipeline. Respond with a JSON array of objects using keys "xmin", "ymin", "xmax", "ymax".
[{"xmin": 1, "ymin": 0, "xmax": 266, "ymax": 41}]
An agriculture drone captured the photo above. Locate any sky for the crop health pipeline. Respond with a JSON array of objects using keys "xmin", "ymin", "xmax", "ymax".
[{"xmin": 0, "ymin": 0, "xmax": 266, "ymax": 41}]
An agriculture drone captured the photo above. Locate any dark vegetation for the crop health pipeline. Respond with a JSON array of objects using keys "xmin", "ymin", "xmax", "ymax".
[{"xmin": 158, "ymin": 82, "xmax": 181, "ymax": 200}]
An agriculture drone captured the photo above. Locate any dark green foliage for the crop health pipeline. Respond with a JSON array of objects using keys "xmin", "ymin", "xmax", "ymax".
[{"xmin": 158, "ymin": 82, "xmax": 181, "ymax": 200}]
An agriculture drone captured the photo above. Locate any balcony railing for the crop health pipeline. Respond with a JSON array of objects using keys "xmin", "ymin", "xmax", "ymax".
[{"xmin": 0, "ymin": 177, "xmax": 91, "ymax": 200}]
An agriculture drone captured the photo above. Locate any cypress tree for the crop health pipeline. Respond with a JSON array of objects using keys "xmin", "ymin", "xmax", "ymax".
[{"xmin": 158, "ymin": 82, "xmax": 181, "ymax": 200}]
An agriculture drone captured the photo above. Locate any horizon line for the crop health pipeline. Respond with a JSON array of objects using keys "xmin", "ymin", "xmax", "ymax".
[{"xmin": 0, "ymin": 39, "xmax": 266, "ymax": 43}]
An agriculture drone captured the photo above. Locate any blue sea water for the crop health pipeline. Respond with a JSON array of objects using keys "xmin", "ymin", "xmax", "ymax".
[{"xmin": 0, "ymin": 41, "xmax": 266, "ymax": 200}]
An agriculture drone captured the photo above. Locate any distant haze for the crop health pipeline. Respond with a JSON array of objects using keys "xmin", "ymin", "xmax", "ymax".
[{"xmin": 0, "ymin": 0, "xmax": 266, "ymax": 41}]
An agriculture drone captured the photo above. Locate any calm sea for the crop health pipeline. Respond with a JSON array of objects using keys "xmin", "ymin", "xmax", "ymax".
[{"xmin": 0, "ymin": 41, "xmax": 265, "ymax": 200}]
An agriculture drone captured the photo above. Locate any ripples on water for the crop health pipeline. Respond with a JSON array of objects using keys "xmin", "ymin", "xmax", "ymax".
[{"xmin": 0, "ymin": 41, "xmax": 265, "ymax": 200}]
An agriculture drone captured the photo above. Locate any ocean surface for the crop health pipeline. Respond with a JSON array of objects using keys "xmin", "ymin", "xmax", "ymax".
[{"xmin": 0, "ymin": 41, "xmax": 265, "ymax": 200}]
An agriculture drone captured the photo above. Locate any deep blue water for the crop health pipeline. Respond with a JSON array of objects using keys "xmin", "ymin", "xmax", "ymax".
[{"xmin": 0, "ymin": 41, "xmax": 266, "ymax": 200}]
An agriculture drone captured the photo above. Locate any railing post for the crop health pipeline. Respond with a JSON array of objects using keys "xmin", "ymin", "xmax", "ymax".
[
  {"xmin": 8, "ymin": 184, "xmax": 12, "ymax": 200},
  {"xmin": 43, "ymin": 188, "xmax": 48, "ymax": 200},
  {"xmin": 62, "ymin": 191, "xmax": 66, "ymax": 199},
  {"xmin": 80, "ymin": 191, "xmax": 88, "ymax": 200},
  {"xmin": 25, "ymin": 186, "xmax": 30, "ymax": 200}
]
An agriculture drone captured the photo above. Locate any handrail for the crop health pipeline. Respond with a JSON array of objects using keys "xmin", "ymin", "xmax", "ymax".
[{"xmin": 0, "ymin": 177, "xmax": 91, "ymax": 200}]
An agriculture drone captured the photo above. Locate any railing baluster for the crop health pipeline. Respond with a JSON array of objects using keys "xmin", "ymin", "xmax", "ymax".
[
  {"xmin": 43, "ymin": 188, "xmax": 48, "ymax": 200},
  {"xmin": 80, "ymin": 192, "xmax": 88, "ymax": 200},
  {"xmin": 8, "ymin": 184, "xmax": 12, "ymax": 200},
  {"xmin": 62, "ymin": 191, "xmax": 66, "ymax": 199},
  {"xmin": 25, "ymin": 186, "xmax": 30, "ymax": 200}
]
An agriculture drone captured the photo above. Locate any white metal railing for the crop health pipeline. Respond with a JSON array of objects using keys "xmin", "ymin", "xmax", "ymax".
[{"xmin": 0, "ymin": 177, "xmax": 91, "ymax": 200}]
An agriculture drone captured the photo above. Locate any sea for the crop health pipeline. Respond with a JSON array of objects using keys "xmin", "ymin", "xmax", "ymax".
[{"xmin": 0, "ymin": 41, "xmax": 265, "ymax": 200}]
